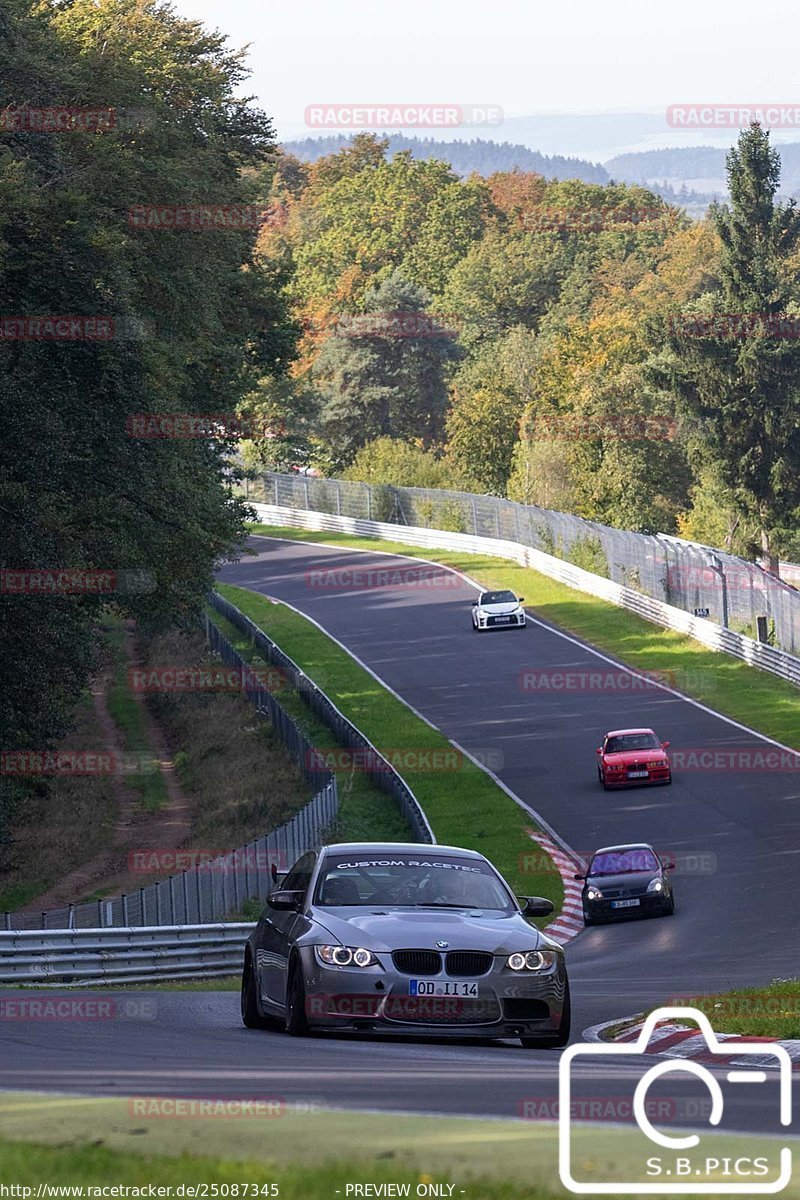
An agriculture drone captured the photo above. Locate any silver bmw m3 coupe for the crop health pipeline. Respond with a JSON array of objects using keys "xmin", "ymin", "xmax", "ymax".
[{"xmin": 241, "ymin": 841, "xmax": 570, "ymax": 1047}]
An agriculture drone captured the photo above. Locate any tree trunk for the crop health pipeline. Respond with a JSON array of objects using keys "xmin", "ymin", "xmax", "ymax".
[{"xmin": 759, "ymin": 522, "xmax": 779, "ymax": 576}]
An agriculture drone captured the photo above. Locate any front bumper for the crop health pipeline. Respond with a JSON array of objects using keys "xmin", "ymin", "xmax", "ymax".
[
  {"xmin": 584, "ymin": 893, "xmax": 670, "ymax": 921},
  {"xmin": 602, "ymin": 767, "xmax": 671, "ymax": 787},
  {"xmin": 300, "ymin": 950, "xmax": 567, "ymax": 1037},
  {"xmin": 477, "ymin": 612, "xmax": 526, "ymax": 629}
]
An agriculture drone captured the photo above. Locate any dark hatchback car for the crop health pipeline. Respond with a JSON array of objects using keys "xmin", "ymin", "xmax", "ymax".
[{"xmin": 576, "ymin": 843, "xmax": 675, "ymax": 925}]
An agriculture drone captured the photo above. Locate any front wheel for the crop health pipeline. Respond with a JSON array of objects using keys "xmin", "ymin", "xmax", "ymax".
[
  {"xmin": 663, "ymin": 894, "xmax": 675, "ymax": 916},
  {"xmin": 241, "ymin": 955, "xmax": 270, "ymax": 1029},
  {"xmin": 520, "ymin": 980, "xmax": 571, "ymax": 1049},
  {"xmin": 285, "ymin": 957, "xmax": 309, "ymax": 1036}
]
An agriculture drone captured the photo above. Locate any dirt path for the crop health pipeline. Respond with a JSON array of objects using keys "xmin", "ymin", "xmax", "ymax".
[{"xmin": 28, "ymin": 626, "xmax": 193, "ymax": 912}]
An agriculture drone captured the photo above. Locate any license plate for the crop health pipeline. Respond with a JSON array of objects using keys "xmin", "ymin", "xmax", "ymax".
[
  {"xmin": 409, "ymin": 980, "xmax": 479, "ymax": 997},
  {"xmin": 493, "ymin": 616, "xmax": 511, "ymax": 623},
  {"xmin": 611, "ymin": 898, "xmax": 640, "ymax": 909},
  {"xmin": 627, "ymin": 770, "xmax": 648, "ymax": 778}
]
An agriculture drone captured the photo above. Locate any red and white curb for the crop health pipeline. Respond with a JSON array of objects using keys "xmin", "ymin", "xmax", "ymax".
[
  {"xmin": 583, "ymin": 1013, "xmax": 800, "ymax": 1070},
  {"xmin": 529, "ymin": 831, "xmax": 584, "ymax": 945}
]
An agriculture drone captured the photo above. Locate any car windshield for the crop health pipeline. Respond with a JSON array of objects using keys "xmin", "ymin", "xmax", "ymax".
[
  {"xmin": 604, "ymin": 732, "xmax": 660, "ymax": 753},
  {"xmin": 481, "ymin": 590, "xmax": 517, "ymax": 605},
  {"xmin": 590, "ymin": 849, "xmax": 660, "ymax": 875},
  {"xmin": 314, "ymin": 853, "xmax": 514, "ymax": 910}
]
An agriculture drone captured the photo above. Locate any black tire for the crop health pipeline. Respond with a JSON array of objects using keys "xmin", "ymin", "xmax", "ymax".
[
  {"xmin": 241, "ymin": 954, "xmax": 270, "ymax": 1029},
  {"xmin": 284, "ymin": 955, "xmax": 309, "ymax": 1036},
  {"xmin": 520, "ymin": 980, "xmax": 571, "ymax": 1049},
  {"xmin": 663, "ymin": 894, "xmax": 675, "ymax": 916},
  {"xmin": 583, "ymin": 910, "xmax": 594, "ymax": 926}
]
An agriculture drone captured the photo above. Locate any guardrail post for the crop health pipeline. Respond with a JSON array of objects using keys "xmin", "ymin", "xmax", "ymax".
[
  {"xmin": 169, "ymin": 874, "xmax": 176, "ymax": 924},
  {"xmin": 195, "ymin": 870, "xmax": 202, "ymax": 923},
  {"xmin": 4, "ymin": 912, "xmax": 10, "ymax": 931},
  {"xmin": 41, "ymin": 912, "xmax": 46, "ymax": 929},
  {"xmin": 97, "ymin": 900, "xmax": 104, "ymax": 928},
  {"xmin": 139, "ymin": 887, "xmax": 146, "ymax": 927},
  {"xmin": 182, "ymin": 872, "xmax": 189, "ymax": 923},
  {"xmin": 156, "ymin": 881, "xmax": 162, "ymax": 925},
  {"xmin": 68, "ymin": 904, "xmax": 74, "ymax": 930},
  {"xmin": 122, "ymin": 894, "xmax": 129, "ymax": 924}
]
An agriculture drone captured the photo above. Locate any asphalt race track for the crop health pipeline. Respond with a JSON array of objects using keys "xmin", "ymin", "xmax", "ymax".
[{"xmin": 1, "ymin": 534, "xmax": 798, "ymax": 1136}]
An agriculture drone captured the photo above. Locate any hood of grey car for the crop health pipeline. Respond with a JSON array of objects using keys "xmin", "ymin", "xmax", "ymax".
[{"xmin": 310, "ymin": 907, "xmax": 549, "ymax": 953}]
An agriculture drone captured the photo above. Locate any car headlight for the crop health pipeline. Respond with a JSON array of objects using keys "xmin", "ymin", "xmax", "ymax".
[
  {"xmin": 316, "ymin": 945, "xmax": 379, "ymax": 968},
  {"xmin": 646, "ymin": 760, "xmax": 664, "ymax": 768},
  {"xmin": 506, "ymin": 950, "xmax": 557, "ymax": 971},
  {"xmin": 607, "ymin": 763, "xmax": 625, "ymax": 771},
  {"xmin": 586, "ymin": 886, "xmax": 603, "ymax": 901},
  {"xmin": 646, "ymin": 879, "xmax": 664, "ymax": 893}
]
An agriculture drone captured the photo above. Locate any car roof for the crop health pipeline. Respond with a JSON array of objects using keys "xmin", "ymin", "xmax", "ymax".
[
  {"xmin": 604, "ymin": 728, "xmax": 656, "ymax": 737},
  {"xmin": 319, "ymin": 842, "xmax": 485, "ymax": 859},
  {"xmin": 592, "ymin": 843, "xmax": 657, "ymax": 855}
]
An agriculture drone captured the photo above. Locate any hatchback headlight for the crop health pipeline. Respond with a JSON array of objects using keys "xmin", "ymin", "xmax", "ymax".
[
  {"xmin": 316, "ymin": 945, "xmax": 378, "ymax": 968},
  {"xmin": 506, "ymin": 950, "xmax": 557, "ymax": 971},
  {"xmin": 586, "ymin": 886, "xmax": 603, "ymax": 901},
  {"xmin": 646, "ymin": 879, "xmax": 664, "ymax": 894}
]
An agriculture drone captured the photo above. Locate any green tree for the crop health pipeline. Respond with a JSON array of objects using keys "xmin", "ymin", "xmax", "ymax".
[
  {"xmin": 656, "ymin": 124, "xmax": 800, "ymax": 571},
  {"xmin": 314, "ymin": 273, "xmax": 461, "ymax": 465},
  {"xmin": 342, "ymin": 437, "xmax": 473, "ymax": 490}
]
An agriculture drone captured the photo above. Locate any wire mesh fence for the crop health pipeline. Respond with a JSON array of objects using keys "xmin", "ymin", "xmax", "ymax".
[
  {"xmin": 4, "ymin": 619, "xmax": 339, "ymax": 932},
  {"xmin": 245, "ymin": 471, "xmax": 800, "ymax": 656}
]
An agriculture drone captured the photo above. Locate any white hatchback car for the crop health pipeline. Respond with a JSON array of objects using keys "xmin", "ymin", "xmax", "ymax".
[{"xmin": 471, "ymin": 589, "xmax": 527, "ymax": 631}]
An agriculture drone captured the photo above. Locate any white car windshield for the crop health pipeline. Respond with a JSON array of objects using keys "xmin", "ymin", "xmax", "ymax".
[
  {"xmin": 480, "ymin": 590, "xmax": 517, "ymax": 605},
  {"xmin": 604, "ymin": 733, "xmax": 660, "ymax": 753},
  {"xmin": 315, "ymin": 854, "xmax": 514, "ymax": 910}
]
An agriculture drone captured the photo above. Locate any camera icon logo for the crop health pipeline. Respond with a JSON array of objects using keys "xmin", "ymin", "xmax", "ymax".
[{"xmin": 559, "ymin": 1006, "xmax": 793, "ymax": 1194}]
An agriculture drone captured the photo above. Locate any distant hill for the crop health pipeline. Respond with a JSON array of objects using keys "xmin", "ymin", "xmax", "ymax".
[
  {"xmin": 282, "ymin": 134, "xmax": 611, "ymax": 185},
  {"xmin": 606, "ymin": 142, "xmax": 800, "ymax": 201}
]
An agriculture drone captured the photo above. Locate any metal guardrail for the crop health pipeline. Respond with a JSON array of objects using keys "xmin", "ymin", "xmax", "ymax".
[
  {"xmin": 208, "ymin": 592, "xmax": 436, "ymax": 844},
  {"xmin": 4, "ymin": 624, "xmax": 339, "ymax": 932},
  {"xmin": 247, "ymin": 470, "xmax": 800, "ymax": 659},
  {"xmin": 0, "ymin": 924, "xmax": 254, "ymax": 986},
  {"xmin": 248, "ymin": 502, "xmax": 800, "ymax": 691}
]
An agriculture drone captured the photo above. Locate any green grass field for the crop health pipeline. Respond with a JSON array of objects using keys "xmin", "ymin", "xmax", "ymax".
[
  {"xmin": 0, "ymin": 1094, "xmax": 795, "ymax": 1198},
  {"xmin": 648, "ymin": 977, "xmax": 800, "ymax": 1039},
  {"xmin": 213, "ymin": 584, "xmax": 563, "ymax": 911}
]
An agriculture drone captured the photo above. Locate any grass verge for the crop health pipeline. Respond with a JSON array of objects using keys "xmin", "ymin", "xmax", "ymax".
[
  {"xmin": 213, "ymin": 584, "xmax": 563, "ymax": 913},
  {"xmin": 651, "ymin": 978, "xmax": 800, "ymax": 1039},
  {"xmin": 0, "ymin": 1096, "xmax": 796, "ymax": 1197},
  {"xmin": 248, "ymin": 524, "xmax": 800, "ymax": 749}
]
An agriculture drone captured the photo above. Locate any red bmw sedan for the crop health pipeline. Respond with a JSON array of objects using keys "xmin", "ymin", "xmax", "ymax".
[{"xmin": 596, "ymin": 728, "xmax": 671, "ymax": 789}]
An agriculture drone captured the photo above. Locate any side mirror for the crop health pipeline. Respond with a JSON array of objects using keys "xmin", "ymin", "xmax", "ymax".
[
  {"xmin": 267, "ymin": 889, "xmax": 304, "ymax": 911},
  {"xmin": 666, "ymin": 860, "xmax": 676, "ymax": 870},
  {"xmin": 520, "ymin": 896, "xmax": 554, "ymax": 917},
  {"xmin": 517, "ymin": 596, "xmax": 525, "ymax": 603},
  {"xmin": 596, "ymin": 747, "xmax": 603, "ymax": 755},
  {"xmin": 661, "ymin": 741, "xmax": 671, "ymax": 749},
  {"xmin": 471, "ymin": 600, "xmax": 478, "ymax": 606},
  {"xmin": 573, "ymin": 873, "xmax": 585, "ymax": 881}
]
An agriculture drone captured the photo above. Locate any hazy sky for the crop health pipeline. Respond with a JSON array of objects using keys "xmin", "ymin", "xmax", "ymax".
[{"xmin": 172, "ymin": 0, "xmax": 800, "ymax": 151}]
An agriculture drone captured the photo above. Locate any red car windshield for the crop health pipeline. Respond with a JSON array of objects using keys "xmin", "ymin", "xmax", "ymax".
[
  {"xmin": 590, "ymin": 849, "xmax": 660, "ymax": 875},
  {"xmin": 605, "ymin": 733, "xmax": 660, "ymax": 753}
]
